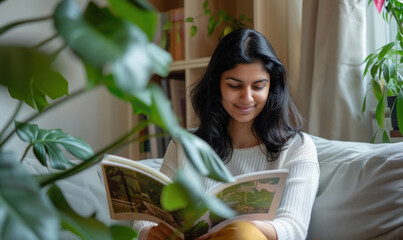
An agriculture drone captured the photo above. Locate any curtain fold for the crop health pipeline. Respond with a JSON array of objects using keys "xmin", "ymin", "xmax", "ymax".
[{"xmin": 296, "ymin": 0, "xmax": 372, "ymax": 141}]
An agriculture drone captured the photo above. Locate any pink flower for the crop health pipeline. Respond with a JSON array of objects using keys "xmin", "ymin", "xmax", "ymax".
[{"xmin": 374, "ymin": 0, "xmax": 385, "ymax": 13}]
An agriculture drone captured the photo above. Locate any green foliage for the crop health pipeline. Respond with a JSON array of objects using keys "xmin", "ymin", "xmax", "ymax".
[
  {"xmin": 48, "ymin": 184, "xmax": 137, "ymax": 240},
  {"xmin": 0, "ymin": 0, "xmax": 236, "ymax": 238},
  {"xmin": 363, "ymin": 0, "xmax": 403, "ymax": 142},
  {"xmin": 0, "ymin": 153, "xmax": 59, "ymax": 240},
  {"xmin": 107, "ymin": 0, "xmax": 157, "ymax": 41},
  {"xmin": 54, "ymin": 0, "xmax": 171, "ymax": 92},
  {"xmin": 186, "ymin": 0, "xmax": 253, "ymax": 38},
  {"xmin": 16, "ymin": 122, "xmax": 94, "ymax": 169},
  {"xmin": 0, "ymin": 46, "xmax": 68, "ymax": 112}
]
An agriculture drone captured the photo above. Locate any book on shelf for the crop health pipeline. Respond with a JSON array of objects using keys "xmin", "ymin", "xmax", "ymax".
[
  {"xmin": 153, "ymin": 11, "xmax": 170, "ymax": 50},
  {"xmin": 153, "ymin": 8, "xmax": 185, "ymax": 61},
  {"xmin": 169, "ymin": 7, "xmax": 185, "ymax": 61},
  {"xmin": 138, "ymin": 114, "xmax": 169, "ymax": 159},
  {"xmin": 169, "ymin": 78, "xmax": 186, "ymax": 128},
  {"xmin": 101, "ymin": 154, "xmax": 288, "ymax": 239}
]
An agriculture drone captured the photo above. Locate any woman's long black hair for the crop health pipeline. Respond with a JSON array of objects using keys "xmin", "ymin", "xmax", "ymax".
[{"xmin": 191, "ymin": 28, "xmax": 302, "ymax": 163}]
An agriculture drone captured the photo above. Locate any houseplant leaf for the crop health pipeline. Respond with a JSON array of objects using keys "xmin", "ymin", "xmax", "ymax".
[
  {"xmin": 54, "ymin": 0, "xmax": 172, "ymax": 94},
  {"xmin": 15, "ymin": 122, "xmax": 94, "ymax": 170},
  {"xmin": 161, "ymin": 167, "xmax": 235, "ymax": 220},
  {"xmin": 0, "ymin": 153, "xmax": 59, "ymax": 240},
  {"xmin": 372, "ymin": 79, "xmax": 383, "ymax": 101},
  {"xmin": 54, "ymin": 0, "xmax": 123, "ymax": 67},
  {"xmin": 107, "ymin": 0, "xmax": 157, "ymax": 41},
  {"xmin": 47, "ymin": 184, "xmax": 137, "ymax": 240},
  {"xmin": 0, "ymin": 46, "xmax": 68, "ymax": 112},
  {"xmin": 375, "ymin": 93, "xmax": 386, "ymax": 128},
  {"xmin": 378, "ymin": 41, "xmax": 396, "ymax": 60}
]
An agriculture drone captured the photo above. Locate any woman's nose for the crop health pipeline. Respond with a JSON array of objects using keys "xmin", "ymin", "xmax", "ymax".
[{"xmin": 240, "ymin": 87, "xmax": 253, "ymax": 103}]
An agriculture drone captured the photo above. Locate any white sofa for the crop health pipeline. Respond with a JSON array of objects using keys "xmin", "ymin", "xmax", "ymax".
[{"xmin": 23, "ymin": 135, "xmax": 403, "ymax": 239}]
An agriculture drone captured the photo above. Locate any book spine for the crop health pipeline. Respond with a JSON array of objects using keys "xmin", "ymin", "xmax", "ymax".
[
  {"xmin": 169, "ymin": 8, "xmax": 185, "ymax": 61},
  {"xmin": 169, "ymin": 78, "xmax": 186, "ymax": 128}
]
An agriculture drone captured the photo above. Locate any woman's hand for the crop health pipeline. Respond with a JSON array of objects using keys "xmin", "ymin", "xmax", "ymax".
[{"xmin": 147, "ymin": 223, "xmax": 182, "ymax": 240}]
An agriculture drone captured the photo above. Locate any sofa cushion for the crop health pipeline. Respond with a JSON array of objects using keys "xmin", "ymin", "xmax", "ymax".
[{"xmin": 307, "ymin": 136, "xmax": 403, "ymax": 240}]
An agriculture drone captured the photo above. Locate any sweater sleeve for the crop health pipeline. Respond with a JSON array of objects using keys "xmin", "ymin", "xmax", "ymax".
[
  {"xmin": 132, "ymin": 140, "xmax": 180, "ymax": 239},
  {"xmin": 269, "ymin": 134, "xmax": 320, "ymax": 240}
]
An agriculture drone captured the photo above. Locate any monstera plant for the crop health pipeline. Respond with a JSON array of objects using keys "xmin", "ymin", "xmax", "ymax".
[{"xmin": 0, "ymin": 0, "xmax": 234, "ymax": 239}]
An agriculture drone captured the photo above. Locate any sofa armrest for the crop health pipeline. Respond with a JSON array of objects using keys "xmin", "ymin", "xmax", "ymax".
[{"xmin": 307, "ymin": 136, "xmax": 403, "ymax": 240}]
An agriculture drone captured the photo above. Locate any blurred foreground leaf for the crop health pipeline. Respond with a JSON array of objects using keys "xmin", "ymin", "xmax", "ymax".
[
  {"xmin": 54, "ymin": 0, "xmax": 171, "ymax": 94},
  {"xmin": 0, "ymin": 46, "xmax": 68, "ymax": 112},
  {"xmin": 48, "ymin": 184, "xmax": 137, "ymax": 240},
  {"xmin": 0, "ymin": 153, "xmax": 59, "ymax": 240},
  {"xmin": 108, "ymin": 0, "xmax": 157, "ymax": 41}
]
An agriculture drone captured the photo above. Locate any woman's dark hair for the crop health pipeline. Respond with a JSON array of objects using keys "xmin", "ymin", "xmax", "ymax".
[{"xmin": 191, "ymin": 28, "xmax": 302, "ymax": 163}]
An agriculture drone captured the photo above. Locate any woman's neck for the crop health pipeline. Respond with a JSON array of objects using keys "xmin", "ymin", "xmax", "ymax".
[{"xmin": 229, "ymin": 121, "xmax": 260, "ymax": 149}]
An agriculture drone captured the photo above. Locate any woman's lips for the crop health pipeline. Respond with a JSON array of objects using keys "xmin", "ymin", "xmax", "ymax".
[{"xmin": 235, "ymin": 105, "xmax": 254, "ymax": 113}]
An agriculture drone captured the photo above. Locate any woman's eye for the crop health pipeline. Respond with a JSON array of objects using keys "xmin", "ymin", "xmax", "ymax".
[
  {"xmin": 253, "ymin": 85, "xmax": 265, "ymax": 90},
  {"xmin": 229, "ymin": 85, "xmax": 241, "ymax": 89}
]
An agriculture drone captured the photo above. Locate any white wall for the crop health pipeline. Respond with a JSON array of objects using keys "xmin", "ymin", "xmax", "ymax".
[{"xmin": 0, "ymin": 0, "xmax": 133, "ymax": 159}]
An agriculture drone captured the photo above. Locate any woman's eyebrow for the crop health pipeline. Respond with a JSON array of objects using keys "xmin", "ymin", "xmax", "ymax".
[{"xmin": 224, "ymin": 77, "xmax": 269, "ymax": 83}]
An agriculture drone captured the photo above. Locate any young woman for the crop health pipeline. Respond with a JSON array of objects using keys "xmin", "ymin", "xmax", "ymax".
[{"xmin": 135, "ymin": 28, "xmax": 319, "ymax": 240}]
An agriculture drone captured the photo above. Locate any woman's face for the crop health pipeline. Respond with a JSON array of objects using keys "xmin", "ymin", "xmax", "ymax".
[{"xmin": 220, "ymin": 61, "xmax": 270, "ymax": 127}]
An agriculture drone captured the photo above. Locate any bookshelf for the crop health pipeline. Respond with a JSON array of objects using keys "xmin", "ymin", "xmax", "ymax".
[{"xmin": 131, "ymin": 0, "xmax": 269, "ymax": 160}]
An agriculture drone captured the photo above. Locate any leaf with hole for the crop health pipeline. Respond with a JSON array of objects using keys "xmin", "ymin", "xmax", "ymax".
[{"xmin": 16, "ymin": 122, "xmax": 94, "ymax": 170}]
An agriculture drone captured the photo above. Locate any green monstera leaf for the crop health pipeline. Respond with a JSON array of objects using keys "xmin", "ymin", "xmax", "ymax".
[
  {"xmin": 161, "ymin": 166, "xmax": 235, "ymax": 223},
  {"xmin": 107, "ymin": 0, "xmax": 157, "ymax": 41},
  {"xmin": 47, "ymin": 184, "xmax": 137, "ymax": 240},
  {"xmin": 0, "ymin": 46, "xmax": 68, "ymax": 112},
  {"xmin": 0, "ymin": 153, "xmax": 59, "ymax": 240},
  {"xmin": 54, "ymin": 0, "xmax": 171, "ymax": 94},
  {"xmin": 16, "ymin": 122, "xmax": 94, "ymax": 169}
]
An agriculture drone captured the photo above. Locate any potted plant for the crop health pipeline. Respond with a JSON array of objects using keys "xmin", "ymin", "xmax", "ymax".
[
  {"xmin": 185, "ymin": 0, "xmax": 253, "ymax": 38},
  {"xmin": 363, "ymin": 0, "xmax": 403, "ymax": 142},
  {"xmin": 0, "ymin": 0, "xmax": 234, "ymax": 239}
]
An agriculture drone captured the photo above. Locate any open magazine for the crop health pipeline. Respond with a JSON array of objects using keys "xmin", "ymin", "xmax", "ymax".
[{"xmin": 101, "ymin": 154, "xmax": 288, "ymax": 239}]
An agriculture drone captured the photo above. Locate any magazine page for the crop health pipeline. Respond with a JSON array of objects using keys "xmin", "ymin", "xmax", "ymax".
[
  {"xmin": 101, "ymin": 155, "xmax": 184, "ymax": 235},
  {"xmin": 186, "ymin": 169, "xmax": 288, "ymax": 236}
]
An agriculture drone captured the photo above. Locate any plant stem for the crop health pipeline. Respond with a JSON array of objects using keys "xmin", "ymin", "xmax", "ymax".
[
  {"xmin": 20, "ymin": 144, "xmax": 33, "ymax": 163},
  {"xmin": 0, "ymin": 101, "xmax": 23, "ymax": 144},
  {"xmin": 0, "ymin": 15, "xmax": 53, "ymax": 36},
  {"xmin": 32, "ymin": 33, "xmax": 59, "ymax": 49},
  {"xmin": 38, "ymin": 119, "xmax": 151, "ymax": 187},
  {"xmin": 112, "ymin": 131, "xmax": 169, "ymax": 154},
  {"xmin": 50, "ymin": 43, "xmax": 67, "ymax": 61},
  {"xmin": 0, "ymin": 88, "xmax": 88, "ymax": 149}
]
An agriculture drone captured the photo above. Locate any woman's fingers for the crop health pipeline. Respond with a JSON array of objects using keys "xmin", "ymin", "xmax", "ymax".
[{"xmin": 148, "ymin": 223, "xmax": 182, "ymax": 240}]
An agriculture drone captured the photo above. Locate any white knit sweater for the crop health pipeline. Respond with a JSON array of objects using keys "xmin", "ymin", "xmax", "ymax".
[{"xmin": 133, "ymin": 133, "xmax": 319, "ymax": 240}]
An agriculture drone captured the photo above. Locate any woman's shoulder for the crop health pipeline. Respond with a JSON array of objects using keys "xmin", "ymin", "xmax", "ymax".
[
  {"xmin": 281, "ymin": 132, "xmax": 318, "ymax": 164},
  {"xmin": 286, "ymin": 132, "xmax": 315, "ymax": 149}
]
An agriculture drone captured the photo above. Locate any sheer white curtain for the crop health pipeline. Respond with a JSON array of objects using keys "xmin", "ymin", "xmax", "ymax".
[{"xmin": 295, "ymin": 0, "xmax": 374, "ymax": 141}]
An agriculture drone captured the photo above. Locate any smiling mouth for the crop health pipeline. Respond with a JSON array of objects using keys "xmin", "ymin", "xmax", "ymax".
[{"xmin": 236, "ymin": 105, "xmax": 254, "ymax": 112}]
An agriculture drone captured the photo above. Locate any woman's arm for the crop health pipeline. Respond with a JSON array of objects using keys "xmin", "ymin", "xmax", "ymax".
[{"xmin": 269, "ymin": 134, "xmax": 319, "ymax": 239}]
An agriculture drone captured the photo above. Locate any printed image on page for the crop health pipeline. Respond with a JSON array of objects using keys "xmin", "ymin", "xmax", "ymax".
[
  {"xmin": 185, "ymin": 170, "xmax": 287, "ymax": 239},
  {"xmin": 103, "ymin": 165, "xmax": 183, "ymax": 230}
]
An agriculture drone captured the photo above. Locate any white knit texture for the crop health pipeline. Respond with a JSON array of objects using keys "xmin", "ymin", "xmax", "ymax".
[{"xmin": 134, "ymin": 133, "xmax": 319, "ymax": 240}]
